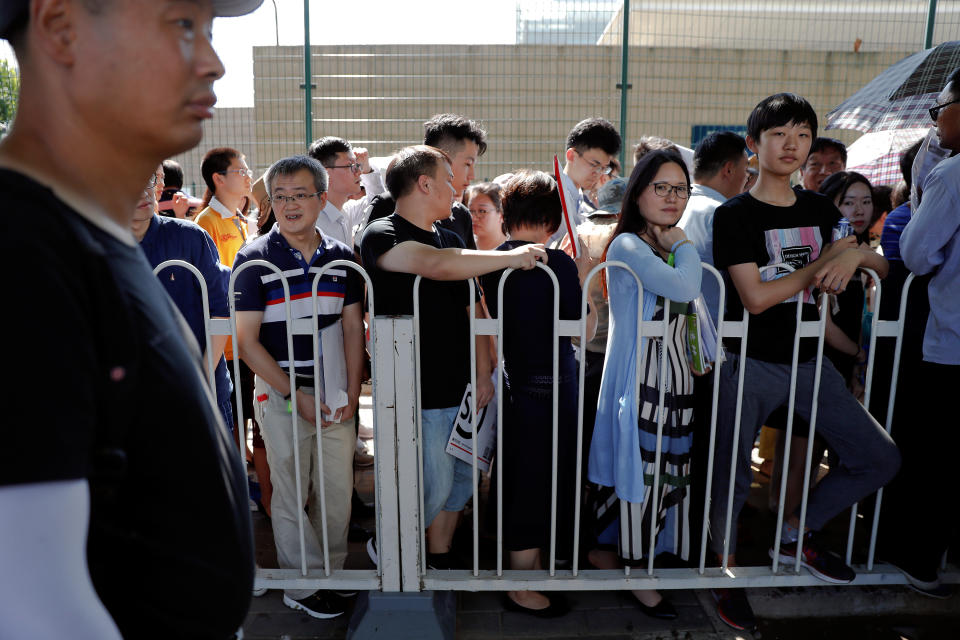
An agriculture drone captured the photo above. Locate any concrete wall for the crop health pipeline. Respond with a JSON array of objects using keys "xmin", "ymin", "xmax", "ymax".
[{"xmin": 172, "ymin": 106, "xmax": 256, "ymax": 198}]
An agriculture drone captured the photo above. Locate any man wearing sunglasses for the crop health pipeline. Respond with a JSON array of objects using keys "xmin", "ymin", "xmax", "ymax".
[
  {"xmin": 889, "ymin": 67, "xmax": 960, "ymax": 599},
  {"xmin": 0, "ymin": 1, "xmax": 261, "ymax": 638}
]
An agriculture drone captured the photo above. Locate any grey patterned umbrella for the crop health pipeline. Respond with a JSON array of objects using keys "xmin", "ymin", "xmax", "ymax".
[{"xmin": 826, "ymin": 40, "xmax": 960, "ymax": 133}]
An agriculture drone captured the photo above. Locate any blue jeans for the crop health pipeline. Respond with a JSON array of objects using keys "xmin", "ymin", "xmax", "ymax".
[
  {"xmin": 422, "ymin": 406, "xmax": 474, "ymax": 528},
  {"xmin": 218, "ymin": 397, "xmax": 234, "ymax": 434}
]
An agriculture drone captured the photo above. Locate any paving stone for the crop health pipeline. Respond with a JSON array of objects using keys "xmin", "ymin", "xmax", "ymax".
[
  {"xmin": 455, "ymin": 612, "xmax": 502, "ymax": 637},
  {"xmin": 242, "ymin": 611, "xmax": 348, "ymax": 639},
  {"xmin": 247, "ymin": 591, "xmax": 288, "ymax": 614},
  {"xmin": 459, "ymin": 591, "xmax": 505, "ymax": 612},
  {"xmin": 500, "ymin": 610, "xmax": 589, "ymax": 636},
  {"xmin": 566, "ymin": 589, "xmax": 633, "ymax": 610}
]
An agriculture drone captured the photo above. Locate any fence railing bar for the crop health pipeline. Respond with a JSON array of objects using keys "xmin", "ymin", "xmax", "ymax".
[
  {"xmin": 647, "ymin": 308, "xmax": 671, "ymax": 576},
  {"xmin": 846, "ymin": 269, "xmax": 883, "ymax": 564},
  {"xmin": 229, "ymin": 260, "xmax": 306, "ymax": 575},
  {"xmin": 867, "ymin": 273, "xmax": 915, "ymax": 570},
  {"xmin": 496, "ymin": 270, "xmax": 510, "ymax": 578},
  {"xmin": 792, "ymin": 292, "xmax": 829, "ymax": 575},
  {"xmin": 412, "ymin": 276, "xmax": 428, "ymax": 577},
  {"xmin": 153, "ymin": 260, "xmax": 216, "ymax": 390},
  {"xmin": 768, "ymin": 262, "xmax": 808, "ymax": 574},
  {"xmin": 698, "ymin": 264, "xmax": 726, "ymax": 574},
  {"xmin": 721, "ymin": 304, "xmax": 750, "ymax": 572},
  {"xmin": 468, "ymin": 278, "xmax": 480, "ymax": 578}
]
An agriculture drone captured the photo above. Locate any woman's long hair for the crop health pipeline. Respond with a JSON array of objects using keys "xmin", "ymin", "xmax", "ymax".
[
  {"xmin": 819, "ymin": 170, "xmax": 875, "ymax": 244},
  {"xmin": 601, "ymin": 149, "xmax": 690, "ymax": 296}
]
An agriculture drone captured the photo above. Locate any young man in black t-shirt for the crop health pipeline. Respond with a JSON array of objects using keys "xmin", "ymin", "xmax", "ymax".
[
  {"xmin": 363, "ymin": 113, "xmax": 485, "ymax": 249},
  {"xmin": 708, "ymin": 93, "xmax": 899, "ymax": 630},
  {"xmin": 359, "ymin": 145, "xmax": 545, "ymax": 569},
  {"xmin": 0, "ymin": 1, "xmax": 260, "ymax": 637}
]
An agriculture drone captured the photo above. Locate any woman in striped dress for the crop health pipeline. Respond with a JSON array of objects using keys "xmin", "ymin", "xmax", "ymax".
[{"xmin": 587, "ymin": 149, "xmax": 702, "ymax": 617}]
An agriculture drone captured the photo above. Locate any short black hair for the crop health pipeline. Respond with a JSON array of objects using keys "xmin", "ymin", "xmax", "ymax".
[
  {"xmin": 899, "ymin": 138, "xmax": 924, "ymax": 191},
  {"xmin": 947, "ymin": 67, "xmax": 960, "ymax": 98},
  {"xmin": 566, "ymin": 117, "xmax": 621, "ymax": 156},
  {"xmin": 694, "ymin": 131, "xmax": 747, "ymax": 180},
  {"xmin": 464, "ymin": 182, "xmax": 503, "ymax": 212},
  {"xmin": 807, "ymin": 137, "xmax": 847, "ymax": 165},
  {"xmin": 422, "ymin": 114, "xmax": 487, "ymax": 156},
  {"xmin": 200, "ymin": 147, "xmax": 242, "ymax": 205},
  {"xmin": 872, "ymin": 184, "xmax": 893, "ymax": 216},
  {"xmin": 818, "ymin": 170, "xmax": 871, "ymax": 204},
  {"xmin": 384, "ymin": 145, "xmax": 451, "ymax": 200},
  {"xmin": 746, "ymin": 93, "xmax": 818, "ymax": 142},
  {"xmin": 308, "ymin": 136, "xmax": 352, "ymax": 167},
  {"xmin": 633, "ymin": 136, "xmax": 678, "ymax": 163},
  {"xmin": 500, "ymin": 170, "xmax": 561, "ymax": 235},
  {"xmin": 4, "ymin": 0, "xmax": 109, "ymax": 53},
  {"xmin": 264, "ymin": 155, "xmax": 328, "ymax": 197},
  {"xmin": 162, "ymin": 160, "xmax": 184, "ymax": 190}
]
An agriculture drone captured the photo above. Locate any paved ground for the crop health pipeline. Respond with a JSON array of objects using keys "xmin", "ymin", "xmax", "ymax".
[
  {"xmin": 241, "ymin": 385, "xmax": 959, "ymax": 639},
  {"xmin": 243, "ymin": 583, "xmax": 960, "ymax": 640}
]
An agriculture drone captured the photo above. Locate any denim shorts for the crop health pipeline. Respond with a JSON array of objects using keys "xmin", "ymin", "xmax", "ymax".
[{"xmin": 421, "ymin": 405, "xmax": 475, "ymax": 527}]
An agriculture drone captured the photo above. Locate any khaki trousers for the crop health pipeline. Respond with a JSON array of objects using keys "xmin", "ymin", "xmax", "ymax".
[{"xmin": 254, "ymin": 376, "xmax": 354, "ymax": 599}]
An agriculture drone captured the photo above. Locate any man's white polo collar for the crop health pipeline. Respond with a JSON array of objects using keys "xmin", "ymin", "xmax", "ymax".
[{"xmin": 210, "ymin": 195, "xmax": 239, "ymax": 219}]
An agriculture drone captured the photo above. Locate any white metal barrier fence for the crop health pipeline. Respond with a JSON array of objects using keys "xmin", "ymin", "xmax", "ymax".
[{"xmin": 154, "ymin": 258, "xmax": 956, "ymax": 595}]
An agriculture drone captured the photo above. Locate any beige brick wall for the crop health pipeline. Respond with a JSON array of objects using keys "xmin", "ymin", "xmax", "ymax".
[{"xmin": 176, "ymin": 44, "xmax": 913, "ymax": 190}]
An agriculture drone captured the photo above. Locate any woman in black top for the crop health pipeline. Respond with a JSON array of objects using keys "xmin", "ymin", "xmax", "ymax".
[{"xmin": 480, "ymin": 170, "xmax": 595, "ymax": 617}]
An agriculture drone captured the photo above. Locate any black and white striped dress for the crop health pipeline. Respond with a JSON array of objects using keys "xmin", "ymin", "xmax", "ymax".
[{"xmin": 592, "ymin": 296, "xmax": 695, "ymax": 564}]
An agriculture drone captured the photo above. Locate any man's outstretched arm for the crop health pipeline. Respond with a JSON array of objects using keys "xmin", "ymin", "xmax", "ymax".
[{"xmin": 376, "ymin": 241, "xmax": 547, "ymax": 280}]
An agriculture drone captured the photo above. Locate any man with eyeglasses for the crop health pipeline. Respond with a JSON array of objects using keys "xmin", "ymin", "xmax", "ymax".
[
  {"xmin": 550, "ymin": 117, "xmax": 621, "ymax": 245},
  {"xmin": 234, "ymin": 155, "xmax": 365, "ymax": 620},
  {"xmin": 886, "ymin": 67, "xmax": 960, "ymax": 599},
  {"xmin": 0, "ymin": 1, "xmax": 261, "ymax": 638},
  {"xmin": 308, "ymin": 136, "xmax": 384, "ymax": 250},
  {"xmin": 196, "ymin": 146, "xmax": 254, "ymax": 267},
  {"xmin": 798, "ymin": 137, "xmax": 847, "ymax": 192}
]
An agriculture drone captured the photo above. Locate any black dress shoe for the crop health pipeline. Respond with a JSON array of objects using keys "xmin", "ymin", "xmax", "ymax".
[
  {"xmin": 502, "ymin": 593, "xmax": 570, "ymax": 618},
  {"xmin": 633, "ymin": 595, "xmax": 678, "ymax": 620}
]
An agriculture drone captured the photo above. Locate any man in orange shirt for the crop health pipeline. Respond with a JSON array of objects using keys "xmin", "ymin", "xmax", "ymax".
[
  {"xmin": 195, "ymin": 146, "xmax": 253, "ymax": 267},
  {"xmin": 195, "ymin": 146, "xmax": 255, "ymax": 452}
]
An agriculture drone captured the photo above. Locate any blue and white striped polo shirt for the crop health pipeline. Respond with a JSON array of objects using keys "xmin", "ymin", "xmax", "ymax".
[{"xmin": 232, "ymin": 224, "xmax": 363, "ymax": 376}]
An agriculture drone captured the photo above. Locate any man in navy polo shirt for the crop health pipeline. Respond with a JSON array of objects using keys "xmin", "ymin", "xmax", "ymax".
[
  {"xmin": 234, "ymin": 155, "xmax": 364, "ymax": 620},
  {"xmin": 132, "ymin": 166, "xmax": 233, "ymax": 430}
]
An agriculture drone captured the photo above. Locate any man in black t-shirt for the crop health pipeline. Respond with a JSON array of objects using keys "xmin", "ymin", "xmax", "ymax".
[
  {"xmin": 363, "ymin": 113, "xmax": 486, "ymax": 250},
  {"xmin": 707, "ymin": 93, "xmax": 898, "ymax": 631},
  {"xmin": 0, "ymin": 1, "xmax": 260, "ymax": 638},
  {"xmin": 359, "ymin": 145, "xmax": 545, "ymax": 569}
]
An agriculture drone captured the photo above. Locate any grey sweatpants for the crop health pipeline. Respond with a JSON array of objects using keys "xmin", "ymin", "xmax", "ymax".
[{"xmin": 708, "ymin": 354, "xmax": 900, "ymax": 556}]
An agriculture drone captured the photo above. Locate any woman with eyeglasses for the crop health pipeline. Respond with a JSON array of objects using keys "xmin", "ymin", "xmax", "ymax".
[
  {"xmin": 587, "ymin": 149, "xmax": 702, "ymax": 619},
  {"xmin": 465, "ymin": 182, "xmax": 507, "ymax": 251}
]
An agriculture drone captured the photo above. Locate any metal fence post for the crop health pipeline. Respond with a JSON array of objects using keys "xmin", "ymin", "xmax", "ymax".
[
  {"xmin": 348, "ymin": 317, "xmax": 453, "ymax": 640},
  {"xmin": 618, "ymin": 0, "xmax": 631, "ymax": 169},
  {"xmin": 302, "ymin": 0, "xmax": 313, "ymax": 146},
  {"xmin": 924, "ymin": 0, "xmax": 939, "ymax": 48}
]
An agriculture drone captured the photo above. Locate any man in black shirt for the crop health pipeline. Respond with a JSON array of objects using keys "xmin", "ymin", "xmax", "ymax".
[
  {"xmin": 360, "ymin": 145, "xmax": 545, "ymax": 568},
  {"xmin": 364, "ymin": 113, "xmax": 486, "ymax": 249},
  {"xmin": 0, "ymin": 1, "xmax": 260, "ymax": 637},
  {"xmin": 708, "ymin": 93, "xmax": 897, "ymax": 631}
]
